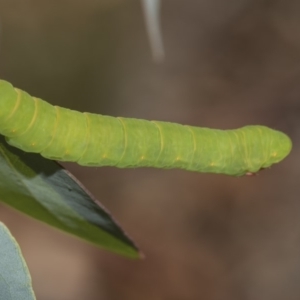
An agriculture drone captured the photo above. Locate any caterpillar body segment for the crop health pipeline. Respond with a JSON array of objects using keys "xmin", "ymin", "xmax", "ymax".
[{"xmin": 0, "ymin": 80, "xmax": 292, "ymax": 176}]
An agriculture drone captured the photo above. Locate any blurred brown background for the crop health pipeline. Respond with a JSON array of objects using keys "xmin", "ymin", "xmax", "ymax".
[{"xmin": 0, "ymin": 0, "xmax": 299, "ymax": 299}]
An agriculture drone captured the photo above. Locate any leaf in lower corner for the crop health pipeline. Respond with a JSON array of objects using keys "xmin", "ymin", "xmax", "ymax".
[{"xmin": 0, "ymin": 222, "xmax": 36, "ymax": 300}]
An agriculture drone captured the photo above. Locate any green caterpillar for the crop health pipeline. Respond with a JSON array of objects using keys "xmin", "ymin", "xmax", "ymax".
[{"xmin": 0, "ymin": 80, "xmax": 292, "ymax": 176}]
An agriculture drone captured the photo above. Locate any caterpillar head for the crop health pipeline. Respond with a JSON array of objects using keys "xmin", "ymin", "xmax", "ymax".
[
  {"xmin": 261, "ymin": 126, "xmax": 292, "ymax": 169},
  {"xmin": 244, "ymin": 126, "xmax": 292, "ymax": 174}
]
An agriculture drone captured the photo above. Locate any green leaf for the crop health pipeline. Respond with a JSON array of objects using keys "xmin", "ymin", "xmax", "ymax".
[
  {"xmin": 0, "ymin": 222, "xmax": 36, "ymax": 300},
  {"xmin": 0, "ymin": 136, "xmax": 140, "ymax": 258}
]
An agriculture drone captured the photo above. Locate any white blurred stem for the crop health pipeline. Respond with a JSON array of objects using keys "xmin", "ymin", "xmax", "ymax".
[{"xmin": 141, "ymin": 0, "xmax": 165, "ymax": 62}]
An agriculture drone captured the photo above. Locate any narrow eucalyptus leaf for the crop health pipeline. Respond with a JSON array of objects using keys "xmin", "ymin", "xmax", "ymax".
[{"xmin": 0, "ymin": 136, "xmax": 140, "ymax": 258}]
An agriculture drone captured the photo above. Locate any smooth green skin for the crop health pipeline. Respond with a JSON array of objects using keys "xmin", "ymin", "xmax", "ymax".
[{"xmin": 0, "ymin": 80, "xmax": 292, "ymax": 176}]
